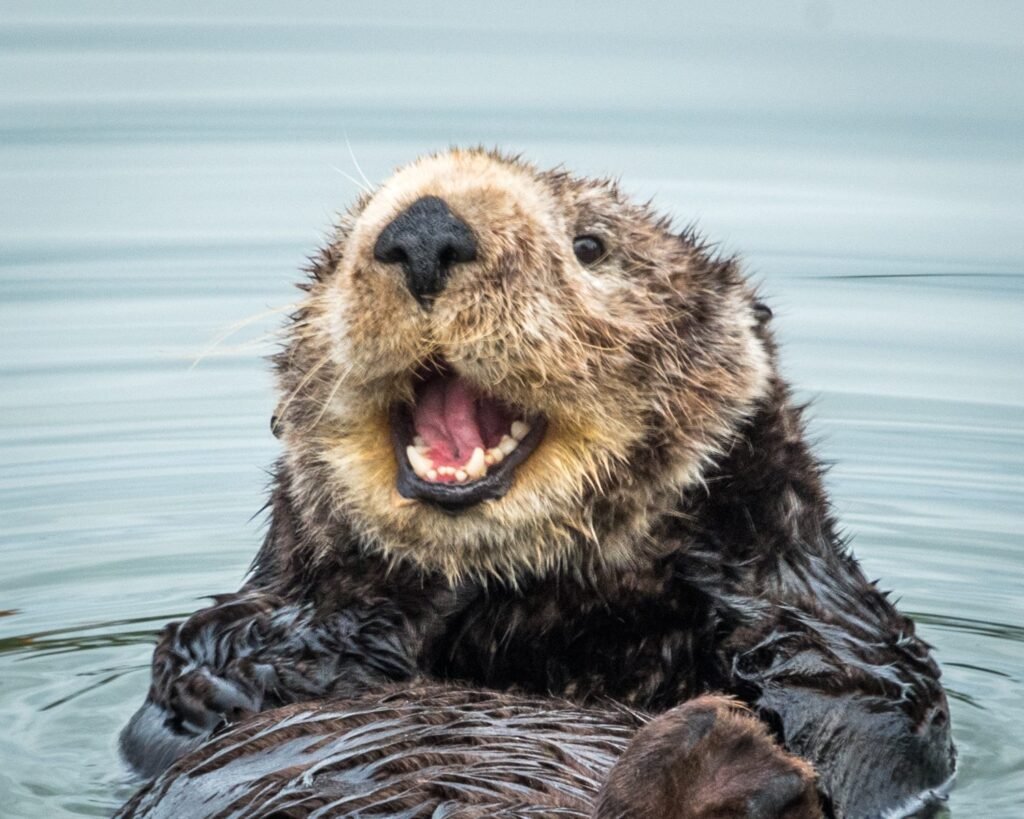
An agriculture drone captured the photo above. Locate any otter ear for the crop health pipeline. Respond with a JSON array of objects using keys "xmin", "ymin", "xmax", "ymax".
[{"xmin": 753, "ymin": 301, "xmax": 773, "ymax": 326}]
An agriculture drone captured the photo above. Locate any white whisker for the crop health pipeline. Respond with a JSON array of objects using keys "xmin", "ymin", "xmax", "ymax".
[
  {"xmin": 331, "ymin": 165, "xmax": 372, "ymax": 196},
  {"xmin": 189, "ymin": 304, "xmax": 299, "ymax": 370},
  {"xmin": 345, "ymin": 134, "xmax": 375, "ymax": 190}
]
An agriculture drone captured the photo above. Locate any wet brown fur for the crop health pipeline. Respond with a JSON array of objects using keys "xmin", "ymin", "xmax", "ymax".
[
  {"xmin": 596, "ymin": 696, "xmax": 821, "ymax": 819},
  {"xmin": 118, "ymin": 686, "xmax": 820, "ymax": 819}
]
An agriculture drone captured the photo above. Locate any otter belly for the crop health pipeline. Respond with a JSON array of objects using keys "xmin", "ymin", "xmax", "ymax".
[
  {"xmin": 116, "ymin": 685, "xmax": 824, "ymax": 819},
  {"xmin": 115, "ymin": 685, "xmax": 641, "ymax": 819}
]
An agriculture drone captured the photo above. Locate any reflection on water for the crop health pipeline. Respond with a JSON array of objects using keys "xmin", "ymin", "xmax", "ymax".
[{"xmin": 1, "ymin": 3, "xmax": 1022, "ymax": 817}]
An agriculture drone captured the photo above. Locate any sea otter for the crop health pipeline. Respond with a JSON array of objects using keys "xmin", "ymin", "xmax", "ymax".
[
  {"xmin": 121, "ymin": 149, "xmax": 955, "ymax": 818},
  {"xmin": 117, "ymin": 686, "xmax": 822, "ymax": 819}
]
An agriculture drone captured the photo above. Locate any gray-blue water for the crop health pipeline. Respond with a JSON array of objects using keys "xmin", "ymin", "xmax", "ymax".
[{"xmin": 1, "ymin": 3, "xmax": 1021, "ymax": 816}]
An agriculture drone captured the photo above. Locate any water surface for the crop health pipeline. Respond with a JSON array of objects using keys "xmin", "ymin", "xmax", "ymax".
[{"xmin": 1, "ymin": 3, "xmax": 1022, "ymax": 816}]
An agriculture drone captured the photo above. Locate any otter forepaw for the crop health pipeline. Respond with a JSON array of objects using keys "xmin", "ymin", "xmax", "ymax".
[
  {"xmin": 593, "ymin": 695, "xmax": 822, "ymax": 819},
  {"xmin": 167, "ymin": 665, "xmax": 263, "ymax": 735}
]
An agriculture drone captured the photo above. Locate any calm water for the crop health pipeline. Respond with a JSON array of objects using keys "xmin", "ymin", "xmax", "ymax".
[{"xmin": 1, "ymin": 3, "xmax": 1022, "ymax": 816}]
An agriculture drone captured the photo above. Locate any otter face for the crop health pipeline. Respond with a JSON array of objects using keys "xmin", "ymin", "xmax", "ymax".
[{"xmin": 277, "ymin": 149, "xmax": 771, "ymax": 581}]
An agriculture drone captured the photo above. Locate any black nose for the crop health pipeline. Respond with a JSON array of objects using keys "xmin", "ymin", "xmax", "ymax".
[{"xmin": 373, "ymin": 196, "xmax": 477, "ymax": 305}]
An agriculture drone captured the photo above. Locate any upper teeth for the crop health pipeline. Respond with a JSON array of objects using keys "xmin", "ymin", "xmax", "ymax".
[{"xmin": 405, "ymin": 421, "xmax": 532, "ymax": 484}]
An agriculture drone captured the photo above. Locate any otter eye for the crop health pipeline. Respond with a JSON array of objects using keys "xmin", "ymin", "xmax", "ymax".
[{"xmin": 573, "ymin": 235, "xmax": 605, "ymax": 266}]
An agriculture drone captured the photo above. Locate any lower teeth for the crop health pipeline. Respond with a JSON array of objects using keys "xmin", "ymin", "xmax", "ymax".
[{"xmin": 406, "ymin": 422, "xmax": 530, "ymax": 484}]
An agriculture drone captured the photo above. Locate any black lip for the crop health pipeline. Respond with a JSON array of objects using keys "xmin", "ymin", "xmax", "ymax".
[{"xmin": 390, "ymin": 404, "xmax": 547, "ymax": 512}]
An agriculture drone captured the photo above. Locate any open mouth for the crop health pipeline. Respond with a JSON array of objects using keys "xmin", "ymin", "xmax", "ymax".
[{"xmin": 390, "ymin": 362, "xmax": 547, "ymax": 511}]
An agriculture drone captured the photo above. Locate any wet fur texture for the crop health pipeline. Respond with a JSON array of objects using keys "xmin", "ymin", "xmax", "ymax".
[
  {"xmin": 121, "ymin": 150, "xmax": 955, "ymax": 818},
  {"xmin": 596, "ymin": 695, "xmax": 821, "ymax": 819},
  {"xmin": 118, "ymin": 686, "xmax": 820, "ymax": 819}
]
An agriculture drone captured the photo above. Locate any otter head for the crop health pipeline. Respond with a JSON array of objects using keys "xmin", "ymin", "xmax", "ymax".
[{"xmin": 275, "ymin": 149, "xmax": 771, "ymax": 582}]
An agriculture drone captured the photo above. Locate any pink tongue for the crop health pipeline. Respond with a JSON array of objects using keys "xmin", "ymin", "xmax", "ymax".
[{"xmin": 413, "ymin": 377, "xmax": 484, "ymax": 467}]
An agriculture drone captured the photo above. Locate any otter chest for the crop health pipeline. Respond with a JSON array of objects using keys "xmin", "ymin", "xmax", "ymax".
[{"xmin": 422, "ymin": 567, "xmax": 723, "ymax": 710}]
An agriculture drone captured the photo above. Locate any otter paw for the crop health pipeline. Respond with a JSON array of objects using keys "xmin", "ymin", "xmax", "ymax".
[
  {"xmin": 167, "ymin": 666, "xmax": 262, "ymax": 735},
  {"xmin": 594, "ymin": 695, "xmax": 822, "ymax": 819}
]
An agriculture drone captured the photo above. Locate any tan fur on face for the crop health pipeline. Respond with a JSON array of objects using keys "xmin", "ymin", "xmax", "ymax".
[{"xmin": 276, "ymin": 149, "xmax": 771, "ymax": 583}]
